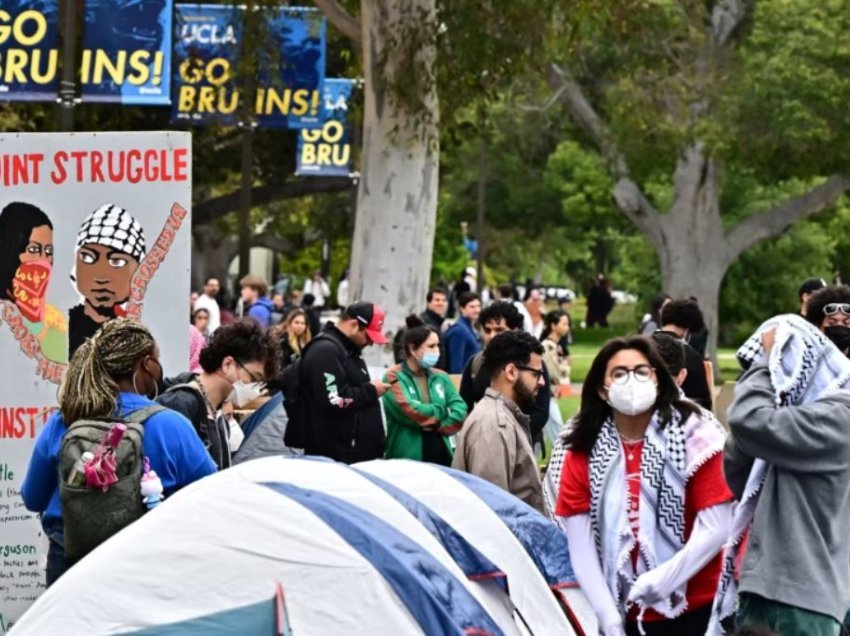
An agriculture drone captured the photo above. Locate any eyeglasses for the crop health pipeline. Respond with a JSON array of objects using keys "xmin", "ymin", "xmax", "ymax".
[
  {"xmin": 516, "ymin": 365, "xmax": 545, "ymax": 381},
  {"xmin": 609, "ymin": 365, "xmax": 654, "ymax": 385},
  {"xmin": 236, "ymin": 359, "xmax": 265, "ymax": 384},
  {"xmin": 824, "ymin": 303, "xmax": 850, "ymax": 316}
]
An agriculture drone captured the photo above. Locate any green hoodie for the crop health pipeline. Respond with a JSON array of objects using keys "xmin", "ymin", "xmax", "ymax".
[{"xmin": 382, "ymin": 362, "xmax": 468, "ymax": 461}]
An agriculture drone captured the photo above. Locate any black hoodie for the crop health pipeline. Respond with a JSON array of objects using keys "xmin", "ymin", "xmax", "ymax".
[{"xmin": 301, "ymin": 322, "xmax": 384, "ymax": 463}]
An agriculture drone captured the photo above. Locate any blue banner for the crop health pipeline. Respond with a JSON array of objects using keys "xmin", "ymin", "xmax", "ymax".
[
  {"xmin": 0, "ymin": 0, "xmax": 60, "ymax": 101},
  {"xmin": 172, "ymin": 3, "xmax": 242, "ymax": 125},
  {"xmin": 257, "ymin": 7, "xmax": 326, "ymax": 128},
  {"xmin": 296, "ymin": 78, "xmax": 354, "ymax": 177},
  {"xmin": 172, "ymin": 4, "xmax": 325, "ymax": 127},
  {"xmin": 80, "ymin": 0, "xmax": 172, "ymax": 104}
]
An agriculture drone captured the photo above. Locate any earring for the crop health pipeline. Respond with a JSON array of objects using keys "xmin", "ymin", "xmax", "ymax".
[{"xmin": 132, "ymin": 370, "xmax": 140, "ymax": 395}]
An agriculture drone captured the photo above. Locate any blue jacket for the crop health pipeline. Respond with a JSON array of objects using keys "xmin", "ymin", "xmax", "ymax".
[
  {"xmin": 247, "ymin": 296, "xmax": 275, "ymax": 329},
  {"xmin": 444, "ymin": 317, "xmax": 481, "ymax": 374},
  {"xmin": 21, "ymin": 392, "xmax": 217, "ymax": 538}
]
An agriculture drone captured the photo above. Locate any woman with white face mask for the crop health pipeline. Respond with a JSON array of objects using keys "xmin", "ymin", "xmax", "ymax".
[
  {"xmin": 554, "ymin": 337, "xmax": 732, "ymax": 636},
  {"xmin": 382, "ymin": 315, "xmax": 468, "ymax": 465}
]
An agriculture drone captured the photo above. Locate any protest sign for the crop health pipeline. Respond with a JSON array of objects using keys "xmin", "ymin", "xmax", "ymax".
[
  {"xmin": 296, "ymin": 78, "xmax": 353, "ymax": 176},
  {"xmin": 173, "ymin": 4, "xmax": 326, "ymax": 127},
  {"xmin": 0, "ymin": 0, "xmax": 60, "ymax": 101},
  {"xmin": 80, "ymin": 0, "xmax": 173, "ymax": 104},
  {"xmin": 0, "ymin": 131, "xmax": 192, "ymax": 633}
]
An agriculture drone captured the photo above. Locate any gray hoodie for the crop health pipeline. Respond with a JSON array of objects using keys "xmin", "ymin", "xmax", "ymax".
[{"xmin": 724, "ymin": 364, "xmax": 850, "ymax": 621}]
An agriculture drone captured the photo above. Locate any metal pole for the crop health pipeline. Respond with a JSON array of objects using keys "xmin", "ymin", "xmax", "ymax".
[
  {"xmin": 476, "ymin": 134, "xmax": 486, "ymax": 291},
  {"xmin": 58, "ymin": 0, "xmax": 77, "ymax": 131},
  {"xmin": 238, "ymin": 124, "xmax": 254, "ymax": 280}
]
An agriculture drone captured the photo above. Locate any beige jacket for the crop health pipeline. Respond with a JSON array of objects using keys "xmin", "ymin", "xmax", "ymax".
[{"xmin": 452, "ymin": 388, "xmax": 544, "ymax": 512}]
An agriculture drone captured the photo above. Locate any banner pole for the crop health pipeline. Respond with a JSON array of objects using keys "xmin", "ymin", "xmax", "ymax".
[{"xmin": 58, "ymin": 0, "xmax": 78, "ymax": 132}]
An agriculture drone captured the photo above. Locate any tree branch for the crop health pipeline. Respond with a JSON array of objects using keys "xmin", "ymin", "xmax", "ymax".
[
  {"xmin": 725, "ymin": 174, "xmax": 850, "ymax": 261},
  {"xmin": 193, "ymin": 178, "xmax": 355, "ymax": 225},
  {"xmin": 313, "ymin": 0, "xmax": 362, "ymax": 44},
  {"xmin": 711, "ymin": 0, "xmax": 755, "ymax": 46},
  {"xmin": 251, "ymin": 233, "xmax": 296, "ymax": 254},
  {"xmin": 547, "ymin": 63, "xmax": 662, "ymax": 238}
]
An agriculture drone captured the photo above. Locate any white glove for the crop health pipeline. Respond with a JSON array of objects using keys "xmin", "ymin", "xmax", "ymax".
[{"xmin": 627, "ymin": 502, "xmax": 732, "ymax": 609}]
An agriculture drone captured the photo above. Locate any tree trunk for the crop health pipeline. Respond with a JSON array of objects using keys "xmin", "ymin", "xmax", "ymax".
[
  {"xmin": 191, "ymin": 225, "xmax": 236, "ymax": 292},
  {"xmin": 654, "ymin": 144, "xmax": 729, "ymax": 371},
  {"xmin": 349, "ymin": 0, "xmax": 439, "ymax": 365}
]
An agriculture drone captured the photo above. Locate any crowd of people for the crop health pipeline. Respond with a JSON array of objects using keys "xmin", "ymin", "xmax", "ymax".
[{"xmin": 20, "ymin": 265, "xmax": 850, "ymax": 636}]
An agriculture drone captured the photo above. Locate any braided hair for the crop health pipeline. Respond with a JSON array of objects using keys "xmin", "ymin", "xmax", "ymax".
[{"xmin": 59, "ymin": 319, "xmax": 156, "ymax": 423}]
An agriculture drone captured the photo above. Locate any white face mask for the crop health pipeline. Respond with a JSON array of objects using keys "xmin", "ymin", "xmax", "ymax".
[
  {"xmin": 228, "ymin": 417, "xmax": 245, "ymax": 452},
  {"xmin": 228, "ymin": 381, "xmax": 264, "ymax": 408},
  {"xmin": 606, "ymin": 377, "xmax": 658, "ymax": 416}
]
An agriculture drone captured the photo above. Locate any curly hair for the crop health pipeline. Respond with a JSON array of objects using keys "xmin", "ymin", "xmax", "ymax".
[
  {"xmin": 805, "ymin": 285, "xmax": 850, "ymax": 327},
  {"xmin": 482, "ymin": 330, "xmax": 544, "ymax": 375},
  {"xmin": 479, "ymin": 301, "xmax": 523, "ymax": 330},
  {"xmin": 660, "ymin": 298, "xmax": 705, "ymax": 332},
  {"xmin": 199, "ymin": 319, "xmax": 279, "ymax": 378}
]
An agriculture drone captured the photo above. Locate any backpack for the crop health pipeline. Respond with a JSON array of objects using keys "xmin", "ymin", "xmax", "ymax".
[
  {"xmin": 59, "ymin": 405, "xmax": 164, "ymax": 561},
  {"xmin": 282, "ymin": 334, "xmax": 345, "ymax": 449},
  {"xmin": 158, "ymin": 384, "xmax": 231, "ymax": 470}
]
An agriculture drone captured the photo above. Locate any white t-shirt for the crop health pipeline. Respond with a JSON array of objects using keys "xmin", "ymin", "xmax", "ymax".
[{"xmin": 194, "ymin": 294, "xmax": 221, "ymax": 333}]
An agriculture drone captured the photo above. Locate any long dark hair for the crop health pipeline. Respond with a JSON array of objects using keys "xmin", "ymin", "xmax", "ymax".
[
  {"xmin": 0, "ymin": 202, "xmax": 53, "ymax": 300},
  {"xmin": 540, "ymin": 310, "xmax": 566, "ymax": 342},
  {"xmin": 564, "ymin": 336, "xmax": 699, "ymax": 453}
]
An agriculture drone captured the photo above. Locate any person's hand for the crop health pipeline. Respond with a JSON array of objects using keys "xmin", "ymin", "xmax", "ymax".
[
  {"xmin": 371, "ymin": 379, "xmax": 392, "ymax": 397},
  {"xmin": 761, "ymin": 327, "xmax": 777, "ymax": 355},
  {"xmin": 627, "ymin": 567, "xmax": 667, "ymax": 607}
]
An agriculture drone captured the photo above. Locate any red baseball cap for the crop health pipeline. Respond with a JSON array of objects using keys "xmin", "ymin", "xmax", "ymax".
[{"xmin": 346, "ymin": 302, "xmax": 388, "ymax": 344}]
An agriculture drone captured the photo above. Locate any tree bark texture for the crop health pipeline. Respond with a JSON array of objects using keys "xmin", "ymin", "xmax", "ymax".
[{"xmin": 349, "ymin": 0, "xmax": 439, "ymax": 364}]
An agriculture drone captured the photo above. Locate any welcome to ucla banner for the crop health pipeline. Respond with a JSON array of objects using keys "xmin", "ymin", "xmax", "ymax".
[
  {"xmin": 172, "ymin": 3, "xmax": 242, "ymax": 125},
  {"xmin": 0, "ymin": 0, "xmax": 59, "ymax": 101},
  {"xmin": 296, "ymin": 78, "xmax": 353, "ymax": 177},
  {"xmin": 173, "ymin": 4, "xmax": 326, "ymax": 127},
  {"xmin": 80, "ymin": 0, "xmax": 173, "ymax": 104}
]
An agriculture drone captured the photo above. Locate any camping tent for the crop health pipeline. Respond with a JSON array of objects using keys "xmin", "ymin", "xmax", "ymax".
[{"xmin": 12, "ymin": 458, "xmax": 591, "ymax": 635}]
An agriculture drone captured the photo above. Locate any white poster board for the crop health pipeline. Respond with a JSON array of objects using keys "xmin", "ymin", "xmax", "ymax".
[{"xmin": 0, "ymin": 132, "xmax": 192, "ymax": 632}]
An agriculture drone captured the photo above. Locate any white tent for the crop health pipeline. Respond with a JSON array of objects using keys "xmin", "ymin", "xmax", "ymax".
[{"xmin": 12, "ymin": 458, "xmax": 591, "ymax": 635}]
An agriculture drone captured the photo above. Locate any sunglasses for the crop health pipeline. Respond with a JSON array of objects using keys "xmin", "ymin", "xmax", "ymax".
[{"xmin": 824, "ymin": 303, "xmax": 850, "ymax": 317}]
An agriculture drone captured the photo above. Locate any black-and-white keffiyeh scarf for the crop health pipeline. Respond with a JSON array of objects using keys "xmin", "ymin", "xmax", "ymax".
[
  {"xmin": 589, "ymin": 408, "xmax": 724, "ymax": 620},
  {"xmin": 708, "ymin": 313, "xmax": 850, "ymax": 634}
]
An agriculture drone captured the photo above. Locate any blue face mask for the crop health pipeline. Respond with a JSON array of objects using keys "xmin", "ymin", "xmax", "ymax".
[{"xmin": 419, "ymin": 351, "xmax": 440, "ymax": 368}]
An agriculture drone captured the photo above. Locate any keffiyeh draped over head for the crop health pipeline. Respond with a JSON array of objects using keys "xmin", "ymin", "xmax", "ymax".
[
  {"xmin": 709, "ymin": 313, "xmax": 850, "ymax": 634},
  {"xmin": 75, "ymin": 204, "xmax": 146, "ymax": 261}
]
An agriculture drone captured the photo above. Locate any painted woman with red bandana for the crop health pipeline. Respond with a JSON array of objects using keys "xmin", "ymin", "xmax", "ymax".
[{"xmin": 0, "ymin": 201, "xmax": 68, "ymax": 364}]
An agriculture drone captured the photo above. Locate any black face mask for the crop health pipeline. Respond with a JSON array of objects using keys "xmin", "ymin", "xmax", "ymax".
[{"xmin": 824, "ymin": 326, "xmax": 850, "ymax": 357}]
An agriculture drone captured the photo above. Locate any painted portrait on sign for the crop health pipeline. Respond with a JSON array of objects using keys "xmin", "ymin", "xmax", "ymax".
[
  {"xmin": 0, "ymin": 202, "xmax": 68, "ymax": 364},
  {"xmin": 68, "ymin": 204, "xmax": 147, "ymax": 359}
]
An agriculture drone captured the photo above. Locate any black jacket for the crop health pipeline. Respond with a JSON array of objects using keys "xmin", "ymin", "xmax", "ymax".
[
  {"xmin": 458, "ymin": 351, "xmax": 551, "ymax": 440},
  {"xmin": 301, "ymin": 323, "xmax": 384, "ymax": 463}
]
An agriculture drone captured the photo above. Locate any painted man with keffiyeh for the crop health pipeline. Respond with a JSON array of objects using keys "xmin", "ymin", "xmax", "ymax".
[
  {"xmin": 712, "ymin": 296, "xmax": 850, "ymax": 636},
  {"xmin": 68, "ymin": 204, "xmax": 147, "ymax": 359}
]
